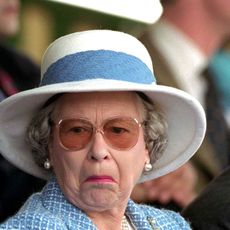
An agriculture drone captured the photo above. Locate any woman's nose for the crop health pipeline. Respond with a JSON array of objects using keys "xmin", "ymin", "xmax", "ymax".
[{"xmin": 88, "ymin": 132, "xmax": 109, "ymax": 161}]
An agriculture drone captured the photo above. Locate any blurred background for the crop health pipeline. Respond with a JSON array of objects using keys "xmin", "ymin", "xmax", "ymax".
[
  {"xmin": 0, "ymin": 0, "xmax": 230, "ymax": 225},
  {"xmin": 11, "ymin": 0, "xmax": 162, "ymax": 65}
]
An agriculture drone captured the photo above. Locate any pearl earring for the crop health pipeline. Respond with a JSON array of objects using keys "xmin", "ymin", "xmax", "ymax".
[
  {"xmin": 144, "ymin": 162, "xmax": 152, "ymax": 172},
  {"xmin": 44, "ymin": 159, "xmax": 51, "ymax": 169}
]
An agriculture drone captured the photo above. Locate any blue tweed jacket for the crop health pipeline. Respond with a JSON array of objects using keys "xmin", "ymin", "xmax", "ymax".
[{"xmin": 0, "ymin": 177, "xmax": 191, "ymax": 229}]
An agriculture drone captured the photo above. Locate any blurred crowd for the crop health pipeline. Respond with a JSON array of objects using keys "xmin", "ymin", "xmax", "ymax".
[{"xmin": 0, "ymin": 0, "xmax": 45, "ymax": 222}]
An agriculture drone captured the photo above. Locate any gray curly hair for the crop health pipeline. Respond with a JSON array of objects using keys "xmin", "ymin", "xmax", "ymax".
[{"xmin": 26, "ymin": 92, "xmax": 168, "ymax": 174}]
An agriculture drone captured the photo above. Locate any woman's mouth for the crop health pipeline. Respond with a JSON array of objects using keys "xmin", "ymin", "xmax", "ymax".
[{"xmin": 85, "ymin": 175, "xmax": 116, "ymax": 183}]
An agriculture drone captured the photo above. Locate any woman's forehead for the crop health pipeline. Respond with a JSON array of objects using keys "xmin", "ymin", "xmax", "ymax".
[
  {"xmin": 57, "ymin": 92, "xmax": 137, "ymax": 106},
  {"xmin": 54, "ymin": 92, "xmax": 143, "ymax": 118}
]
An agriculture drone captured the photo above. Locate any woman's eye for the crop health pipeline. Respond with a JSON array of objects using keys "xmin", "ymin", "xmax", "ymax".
[
  {"xmin": 70, "ymin": 126, "xmax": 91, "ymax": 133},
  {"xmin": 111, "ymin": 127, "xmax": 128, "ymax": 134},
  {"xmin": 70, "ymin": 127, "xmax": 83, "ymax": 133}
]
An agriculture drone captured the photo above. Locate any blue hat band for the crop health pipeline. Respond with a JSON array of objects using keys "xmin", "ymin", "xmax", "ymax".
[{"xmin": 41, "ymin": 50, "xmax": 155, "ymax": 86}]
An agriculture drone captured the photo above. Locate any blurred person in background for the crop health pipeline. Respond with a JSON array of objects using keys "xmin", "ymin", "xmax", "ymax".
[
  {"xmin": 182, "ymin": 165, "xmax": 230, "ymax": 229},
  {"xmin": 208, "ymin": 48, "xmax": 230, "ymax": 126},
  {"xmin": 0, "ymin": 0, "xmax": 45, "ymax": 222},
  {"xmin": 132, "ymin": 0, "xmax": 230, "ymax": 211},
  {"xmin": 181, "ymin": 46, "xmax": 230, "ymax": 229}
]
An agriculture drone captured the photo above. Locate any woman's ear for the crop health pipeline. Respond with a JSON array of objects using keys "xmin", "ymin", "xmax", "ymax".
[
  {"xmin": 145, "ymin": 148, "xmax": 150, "ymax": 163},
  {"xmin": 47, "ymin": 141, "xmax": 53, "ymax": 165}
]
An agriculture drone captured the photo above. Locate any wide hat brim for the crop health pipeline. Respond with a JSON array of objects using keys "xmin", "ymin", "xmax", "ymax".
[{"xmin": 0, "ymin": 79, "xmax": 206, "ymax": 183}]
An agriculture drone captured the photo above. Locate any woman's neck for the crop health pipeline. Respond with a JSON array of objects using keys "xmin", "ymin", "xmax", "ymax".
[{"xmin": 87, "ymin": 208, "xmax": 127, "ymax": 230}]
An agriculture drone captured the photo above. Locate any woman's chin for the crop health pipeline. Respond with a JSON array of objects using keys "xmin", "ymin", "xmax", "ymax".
[{"xmin": 79, "ymin": 186, "xmax": 120, "ymax": 211}]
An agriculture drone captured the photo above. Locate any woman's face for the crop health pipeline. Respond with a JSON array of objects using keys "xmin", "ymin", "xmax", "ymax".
[{"xmin": 49, "ymin": 92, "xmax": 149, "ymax": 213}]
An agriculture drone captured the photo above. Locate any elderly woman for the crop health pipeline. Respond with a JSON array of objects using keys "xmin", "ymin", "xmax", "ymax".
[{"xmin": 0, "ymin": 30, "xmax": 205, "ymax": 229}]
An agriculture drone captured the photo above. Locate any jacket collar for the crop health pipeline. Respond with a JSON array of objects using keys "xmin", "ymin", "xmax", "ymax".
[{"xmin": 41, "ymin": 177, "xmax": 158, "ymax": 229}]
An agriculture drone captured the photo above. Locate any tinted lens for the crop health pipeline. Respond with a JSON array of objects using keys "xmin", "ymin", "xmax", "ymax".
[
  {"xmin": 58, "ymin": 117, "xmax": 140, "ymax": 151},
  {"xmin": 103, "ymin": 118, "xmax": 140, "ymax": 150},
  {"xmin": 59, "ymin": 119, "xmax": 93, "ymax": 150}
]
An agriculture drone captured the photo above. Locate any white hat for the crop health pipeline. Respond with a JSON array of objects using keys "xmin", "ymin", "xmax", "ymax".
[{"xmin": 0, "ymin": 30, "xmax": 206, "ymax": 183}]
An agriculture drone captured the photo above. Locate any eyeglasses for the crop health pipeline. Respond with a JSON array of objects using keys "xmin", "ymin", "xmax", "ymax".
[{"xmin": 53, "ymin": 117, "xmax": 143, "ymax": 151}]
